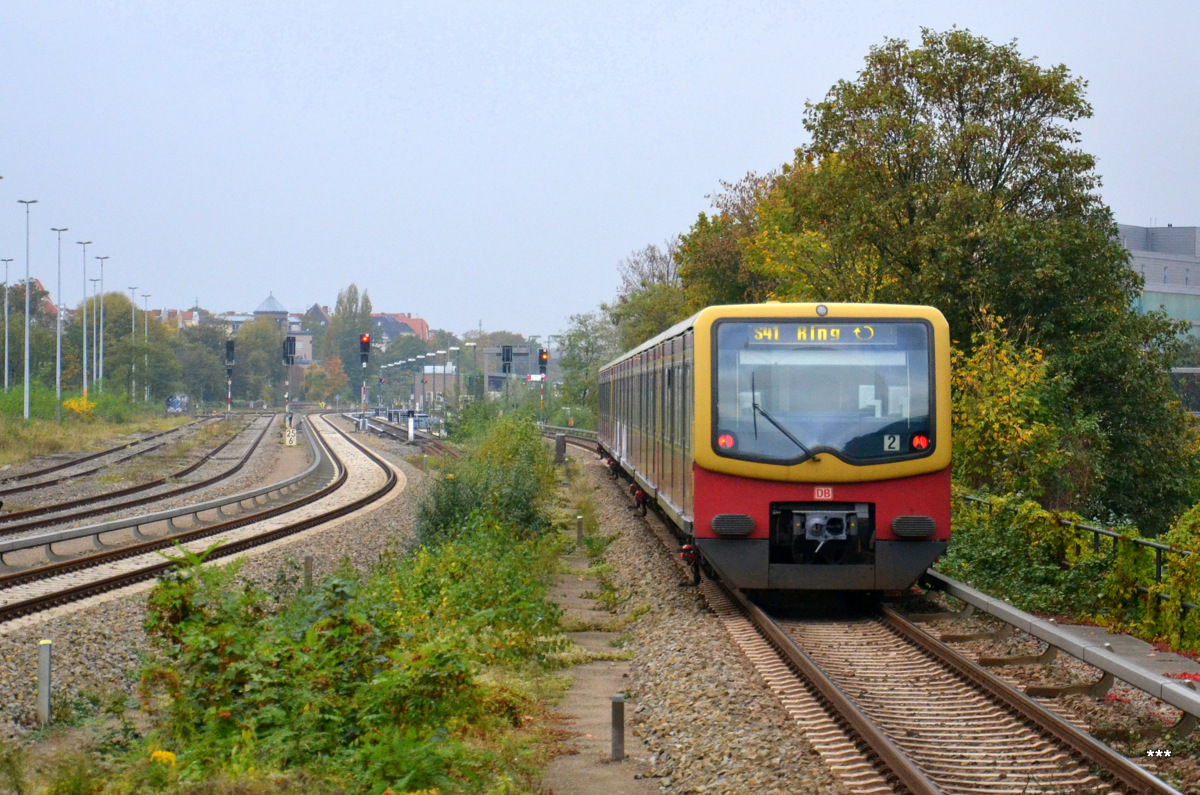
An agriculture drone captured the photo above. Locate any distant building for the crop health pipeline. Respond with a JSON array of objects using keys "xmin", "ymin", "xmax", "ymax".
[
  {"xmin": 162, "ymin": 309, "xmax": 200, "ymax": 329},
  {"xmin": 1120, "ymin": 224, "xmax": 1200, "ymax": 330},
  {"xmin": 371, "ymin": 312, "xmax": 430, "ymax": 347},
  {"xmin": 216, "ymin": 312, "xmax": 255, "ymax": 334},
  {"xmin": 304, "ymin": 303, "xmax": 331, "ymax": 327},
  {"xmin": 253, "ymin": 293, "xmax": 290, "ymax": 332}
]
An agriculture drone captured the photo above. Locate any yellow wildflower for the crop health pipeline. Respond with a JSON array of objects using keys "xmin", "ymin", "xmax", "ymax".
[{"xmin": 150, "ymin": 750, "xmax": 176, "ymax": 767}]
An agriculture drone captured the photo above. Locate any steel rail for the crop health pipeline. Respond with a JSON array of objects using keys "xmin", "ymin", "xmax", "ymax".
[
  {"xmin": 0, "ymin": 416, "xmax": 275, "ymax": 534},
  {"xmin": 881, "ymin": 607, "xmax": 1184, "ymax": 795},
  {"xmin": 0, "ymin": 413, "xmax": 395, "ymax": 623},
  {"xmin": 0, "ymin": 417, "xmax": 325, "ymax": 577},
  {"xmin": 0, "ymin": 418, "xmax": 254, "ymax": 522},
  {"xmin": 0, "ymin": 417, "xmax": 211, "ymax": 485},
  {"xmin": 602, "ymin": 458, "xmax": 1180, "ymax": 794},
  {"xmin": 723, "ymin": 585, "xmax": 942, "ymax": 795},
  {"xmin": 0, "ymin": 441, "xmax": 171, "ymax": 498},
  {"xmin": 0, "ymin": 418, "xmax": 327, "ymax": 588}
]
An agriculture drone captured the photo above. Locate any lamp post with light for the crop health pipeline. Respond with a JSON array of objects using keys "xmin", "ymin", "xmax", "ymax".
[
  {"xmin": 76, "ymin": 243, "xmax": 91, "ymax": 399},
  {"xmin": 18, "ymin": 199, "xmax": 38, "ymax": 420},
  {"xmin": 1, "ymin": 258, "xmax": 12, "ymax": 392},
  {"xmin": 142, "ymin": 294, "xmax": 151, "ymax": 401},
  {"xmin": 96, "ymin": 256, "xmax": 108, "ymax": 390},
  {"xmin": 50, "ymin": 227, "xmax": 68, "ymax": 421},
  {"xmin": 89, "ymin": 279, "xmax": 99, "ymax": 381},
  {"xmin": 128, "ymin": 286, "xmax": 137, "ymax": 399}
]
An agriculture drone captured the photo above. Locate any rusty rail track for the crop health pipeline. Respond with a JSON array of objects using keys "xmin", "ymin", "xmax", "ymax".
[
  {"xmin": 604, "ymin": 460, "xmax": 1181, "ymax": 794},
  {"xmin": 0, "ymin": 416, "xmax": 275, "ymax": 535},
  {"xmin": 0, "ymin": 414, "xmax": 395, "ymax": 624},
  {"xmin": 0, "ymin": 417, "xmax": 215, "ymax": 490}
]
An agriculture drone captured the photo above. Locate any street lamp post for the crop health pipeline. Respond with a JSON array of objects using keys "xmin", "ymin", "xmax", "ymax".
[
  {"xmin": 50, "ymin": 228, "xmax": 68, "ymax": 421},
  {"xmin": 128, "ymin": 286, "xmax": 137, "ymax": 398},
  {"xmin": 89, "ymin": 279, "xmax": 99, "ymax": 382},
  {"xmin": 18, "ymin": 199, "xmax": 38, "ymax": 421},
  {"xmin": 142, "ymin": 294, "xmax": 151, "ymax": 401},
  {"xmin": 438, "ymin": 351, "xmax": 446, "ymax": 417},
  {"xmin": 407, "ymin": 358, "xmax": 415, "ymax": 410},
  {"xmin": 417, "ymin": 354, "xmax": 426, "ymax": 412},
  {"xmin": 96, "ymin": 256, "xmax": 108, "ymax": 390},
  {"xmin": 76, "ymin": 243, "xmax": 91, "ymax": 400},
  {"xmin": 465, "ymin": 342, "xmax": 477, "ymax": 399},
  {"xmin": 450, "ymin": 346, "xmax": 460, "ymax": 407},
  {"xmin": 1, "ymin": 258, "xmax": 12, "ymax": 392}
]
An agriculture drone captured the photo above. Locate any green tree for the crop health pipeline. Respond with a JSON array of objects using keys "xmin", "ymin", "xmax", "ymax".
[
  {"xmin": 558, "ymin": 311, "xmax": 619, "ymax": 409},
  {"xmin": 676, "ymin": 172, "xmax": 776, "ymax": 310},
  {"xmin": 702, "ymin": 27, "xmax": 1198, "ymax": 531},
  {"xmin": 603, "ymin": 241, "xmax": 689, "ymax": 351},
  {"xmin": 322, "ymin": 284, "xmax": 374, "ymax": 375},
  {"xmin": 231, "ymin": 317, "xmax": 284, "ymax": 404}
]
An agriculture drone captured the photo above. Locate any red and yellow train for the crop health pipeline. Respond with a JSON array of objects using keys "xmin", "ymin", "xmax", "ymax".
[{"xmin": 597, "ymin": 302, "xmax": 951, "ymax": 592}]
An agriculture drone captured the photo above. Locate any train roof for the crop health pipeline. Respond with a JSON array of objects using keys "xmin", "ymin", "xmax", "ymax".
[
  {"xmin": 599, "ymin": 310, "xmax": 701, "ymax": 371},
  {"xmin": 598, "ymin": 302, "xmax": 948, "ymax": 372}
]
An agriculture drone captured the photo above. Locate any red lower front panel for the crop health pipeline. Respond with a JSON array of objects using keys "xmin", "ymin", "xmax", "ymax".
[{"xmin": 692, "ymin": 465, "xmax": 951, "ymax": 542}]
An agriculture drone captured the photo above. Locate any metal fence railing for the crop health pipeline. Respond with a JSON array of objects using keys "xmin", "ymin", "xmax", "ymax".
[
  {"xmin": 540, "ymin": 424, "xmax": 598, "ymax": 441},
  {"xmin": 960, "ymin": 494, "xmax": 1196, "ymax": 612}
]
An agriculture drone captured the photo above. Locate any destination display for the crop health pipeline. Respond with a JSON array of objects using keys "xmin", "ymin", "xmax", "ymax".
[{"xmin": 747, "ymin": 322, "xmax": 898, "ymax": 345}]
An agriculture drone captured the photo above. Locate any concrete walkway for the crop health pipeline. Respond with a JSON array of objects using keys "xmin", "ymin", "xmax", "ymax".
[{"xmin": 540, "ymin": 540, "xmax": 658, "ymax": 795}]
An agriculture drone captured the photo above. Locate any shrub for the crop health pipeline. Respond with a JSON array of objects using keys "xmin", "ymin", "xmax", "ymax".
[
  {"xmin": 139, "ymin": 410, "xmax": 564, "ymax": 791},
  {"xmin": 951, "ymin": 314, "xmax": 1107, "ymax": 511}
]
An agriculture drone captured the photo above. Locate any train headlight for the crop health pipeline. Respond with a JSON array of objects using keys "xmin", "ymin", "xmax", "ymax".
[{"xmin": 717, "ymin": 431, "xmax": 737, "ymax": 450}]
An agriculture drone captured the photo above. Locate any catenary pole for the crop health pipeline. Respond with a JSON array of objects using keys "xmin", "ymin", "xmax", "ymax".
[
  {"xmin": 50, "ymin": 228, "xmax": 68, "ymax": 421},
  {"xmin": 18, "ymin": 200, "xmax": 38, "ymax": 420}
]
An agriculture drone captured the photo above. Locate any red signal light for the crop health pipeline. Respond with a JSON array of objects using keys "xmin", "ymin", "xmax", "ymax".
[
  {"xmin": 911, "ymin": 433, "xmax": 930, "ymax": 451},
  {"xmin": 717, "ymin": 432, "xmax": 736, "ymax": 450}
]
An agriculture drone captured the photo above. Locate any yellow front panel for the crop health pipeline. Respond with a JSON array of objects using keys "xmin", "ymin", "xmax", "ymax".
[{"xmin": 692, "ymin": 303, "xmax": 951, "ymax": 483}]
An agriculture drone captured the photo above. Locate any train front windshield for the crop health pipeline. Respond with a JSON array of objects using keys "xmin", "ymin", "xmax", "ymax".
[{"xmin": 713, "ymin": 320, "xmax": 933, "ymax": 464}]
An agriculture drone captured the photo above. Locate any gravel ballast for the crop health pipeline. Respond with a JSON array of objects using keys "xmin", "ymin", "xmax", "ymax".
[
  {"xmin": 0, "ymin": 418, "xmax": 426, "ymax": 735},
  {"xmin": 573, "ymin": 453, "xmax": 849, "ymax": 794}
]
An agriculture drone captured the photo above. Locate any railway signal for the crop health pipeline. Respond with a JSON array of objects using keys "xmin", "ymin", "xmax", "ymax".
[
  {"xmin": 282, "ymin": 336, "xmax": 296, "ymax": 365},
  {"xmin": 224, "ymin": 340, "xmax": 235, "ymax": 415},
  {"xmin": 360, "ymin": 334, "xmax": 371, "ymax": 366},
  {"xmin": 538, "ymin": 348, "xmax": 548, "ymax": 374},
  {"xmin": 501, "ymin": 344, "xmax": 512, "ymax": 374}
]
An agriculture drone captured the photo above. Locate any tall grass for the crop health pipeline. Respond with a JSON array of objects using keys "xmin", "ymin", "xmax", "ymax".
[
  {"xmin": 135, "ymin": 411, "xmax": 565, "ymax": 793},
  {"xmin": 0, "ymin": 384, "xmax": 184, "ymax": 467}
]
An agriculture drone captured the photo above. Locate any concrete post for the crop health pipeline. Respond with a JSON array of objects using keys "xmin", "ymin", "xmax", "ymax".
[
  {"xmin": 555, "ymin": 433, "xmax": 566, "ymax": 464},
  {"xmin": 576, "ymin": 515, "xmax": 584, "ymax": 551},
  {"xmin": 37, "ymin": 639, "xmax": 51, "ymax": 726},
  {"xmin": 303, "ymin": 556, "xmax": 313, "ymax": 590},
  {"xmin": 611, "ymin": 694, "xmax": 625, "ymax": 761}
]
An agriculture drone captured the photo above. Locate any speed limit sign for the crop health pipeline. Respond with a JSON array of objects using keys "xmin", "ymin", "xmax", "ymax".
[{"xmin": 285, "ymin": 428, "xmax": 297, "ymax": 446}]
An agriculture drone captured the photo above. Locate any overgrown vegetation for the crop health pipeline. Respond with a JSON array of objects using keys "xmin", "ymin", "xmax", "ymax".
[
  {"xmin": 941, "ymin": 491, "xmax": 1200, "ymax": 653},
  {"xmin": 0, "ymin": 384, "xmax": 185, "ymax": 467},
  {"xmin": 99, "ymin": 411, "xmax": 567, "ymax": 793}
]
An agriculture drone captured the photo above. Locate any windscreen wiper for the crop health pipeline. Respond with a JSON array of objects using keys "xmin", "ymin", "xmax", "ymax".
[{"xmin": 751, "ymin": 372, "xmax": 818, "ymax": 462}]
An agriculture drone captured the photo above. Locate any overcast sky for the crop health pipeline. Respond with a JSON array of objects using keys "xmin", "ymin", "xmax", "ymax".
[{"xmin": 2, "ymin": 1, "xmax": 1197, "ymax": 339}]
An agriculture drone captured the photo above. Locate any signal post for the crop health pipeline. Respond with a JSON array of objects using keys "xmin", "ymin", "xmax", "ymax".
[{"xmin": 359, "ymin": 333, "xmax": 370, "ymax": 431}]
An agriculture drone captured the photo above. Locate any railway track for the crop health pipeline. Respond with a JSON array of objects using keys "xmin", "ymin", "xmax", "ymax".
[
  {"xmin": 0, "ymin": 415, "xmax": 275, "ymax": 536},
  {"xmin": 360, "ymin": 414, "xmax": 462, "ymax": 458},
  {"xmin": 0, "ymin": 417, "xmax": 214, "ymax": 494},
  {"xmin": 0, "ymin": 414, "xmax": 396, "ymax": 624},
  {"xmin": 607, "ymin": 470, "xmax": 1182, "ymax": 794}
]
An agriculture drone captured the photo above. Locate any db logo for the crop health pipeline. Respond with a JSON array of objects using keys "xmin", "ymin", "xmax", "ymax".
[{"xmin": 814, "ymin": 486, "xmax": 833, "ymax": 500}]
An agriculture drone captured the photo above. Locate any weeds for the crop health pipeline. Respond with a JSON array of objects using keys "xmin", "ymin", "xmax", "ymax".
[
  {"xmin": 0, "ymin": 736, "xmax": 28, "ymax": 795},
  {"xmin": 135, "ymin": 411, "xmax": 566, "ymax": 792}
]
